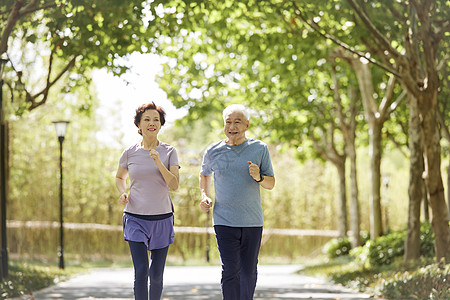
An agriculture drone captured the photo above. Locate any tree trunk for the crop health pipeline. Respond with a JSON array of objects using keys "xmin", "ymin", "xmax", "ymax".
[
  {"xmin": 350, "ymin": 60, "xmax": 384, "ymax": 240},
  {"xmin": 329, "ymin": 58, "xmax": 359, "ymax": 243},
  {"xmin": 336, "ymin": 161, "xmax": 348, "ymax": 237},
  {"xmin": 348, "ymin": 141, "xmax": 360, "ymax": 247},
  {"xmin": 447, "ymin": 164, "xmax": 450, "ymax": 222},
  {"xmin": 404, "ymin": 94, "xmax": 423, "ymax": 263},
  {"xmin": 418, "ymin": 93, "xmax": 450, "ymax": 262},
  {"xmin": 309, "ymin": 123, "xmax": 348, "ymax": 239},
  {"xmin": 369, "ymin": 122, "xmax": 383, "ymax": 239}
]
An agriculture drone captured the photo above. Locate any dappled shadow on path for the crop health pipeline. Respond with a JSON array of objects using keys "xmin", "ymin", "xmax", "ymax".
[
  {"xmin": 162, "ymin": 284, "xmax": 374, "ymax": 300},
  {"xmin": 14, "ymin": 266, "xmax": 375, "ymax": 300},
  {"xmin": 255, "ymin": 286, "xmax": 374, "ymax": 300},
  {"xmin": 163, "ymin": 284, "xmax": 221, "ymax": 299},
  {"xmin": 19, "ymin": 280, "xmax": 375, "ymax": 300},
  {"xmin": 24, "ymin": 282, "xmax": 133, "ymax": 300}
]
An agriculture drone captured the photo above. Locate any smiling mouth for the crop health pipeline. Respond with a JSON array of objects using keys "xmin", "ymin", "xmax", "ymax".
[{"xmin": 148, "ymin": 128, "xmax": 156, "ymax": 132}]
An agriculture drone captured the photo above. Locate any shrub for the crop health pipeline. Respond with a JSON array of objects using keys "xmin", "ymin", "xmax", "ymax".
[
  {"xmin": 419, "ymin": 221, "xmax": 435, "ymax": 258},
  {"xmin": 350, "ymin": 222, "xmax": 435, "ymax": 267},
  {"xmin": 350, "ymin": 241, "xmax": 371, "ymax": 266},
  {"xmin": 323, "ymin": 237, "xmax": 352, "ymax": 258},
  {"xmin": 359, "ymin": 230, "xmax": 370, "ymax": 245},
  {"xmin": 323, "ymin": 231, "xmax": 374, "ymax": 259},
  {"xmin": 380, "ymin": 263, "xmax": 450, "ymax": 299},
  {"xmin": 368, "ymin": 230, "xmax": 406, "ymax": 266}
]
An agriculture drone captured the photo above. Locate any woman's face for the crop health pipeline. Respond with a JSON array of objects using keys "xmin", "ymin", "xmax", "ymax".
[{"xmin": 139, "ymin": 109, "xmax": 161, "ymax": 137}]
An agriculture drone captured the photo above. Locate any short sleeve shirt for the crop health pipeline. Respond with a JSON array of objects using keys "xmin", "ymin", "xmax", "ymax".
[
  {"xmin": 119, "ymin": 142, "xmax": 179, "ymax": 215},
  {"xmin": 200, "ymin": 138, "xmax": 274, "ymax": 227}
]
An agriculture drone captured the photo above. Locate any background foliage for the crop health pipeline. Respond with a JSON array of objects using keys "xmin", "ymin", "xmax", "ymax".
[
  {"xmin": 6, "ymin": 82, "xmax": 419, "ymax": 263},
  {"xmin": 2, "ymin": 0, "xmax": 448, "ymax": 267}
]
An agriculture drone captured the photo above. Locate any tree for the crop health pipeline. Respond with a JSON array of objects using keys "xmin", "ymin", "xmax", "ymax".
[
  {"xmin": 283, "ymin": 0, "xmax": 449, "ymax": 262},
  {"xmin": 346, "ymin": 0, "xmax": 450, "ymax": 263},
  {"xmin": 0, "ymin": 0, "xmax": 162, "ymax": 277},
  {"xmin": 329, "ymin": 58, "xmax": 361, "ymax": 246},
  {"xmin": 149, "ymin": 0, "xmax": 365, "ymax": 242},
  {"xmin": 303, "ymin": 59, "xmax": 363, "ymax": 241},
  {"xmin": 133, "ymin": 0, "xmax": 449, "ymax": 261},
  {"xmin": 338, "ymin": 49, "xmax": 405, "ymax": 239},
  {"xmin": 1, "ymin": 0, "xmax": 160, "ymax": 111}
]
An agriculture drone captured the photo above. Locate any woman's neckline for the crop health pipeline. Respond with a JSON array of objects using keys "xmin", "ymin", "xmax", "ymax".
[{"xmin": 139, "ymin": 140, "xmax": 160, "ymax": 150}]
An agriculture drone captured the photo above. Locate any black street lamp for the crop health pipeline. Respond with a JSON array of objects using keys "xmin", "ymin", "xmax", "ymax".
[
  {"xmin": 0, "ymin": 58, "xmax": 8, "ymax": 279},
  {"xmin": 53, "ymin": 120, "xmax": 69, "ymax": 269}
]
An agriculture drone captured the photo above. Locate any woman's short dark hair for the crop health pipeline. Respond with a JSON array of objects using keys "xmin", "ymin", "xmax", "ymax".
[{"xmin": 134, "ymin": 102, "xmax": 166, "ymax": 128}]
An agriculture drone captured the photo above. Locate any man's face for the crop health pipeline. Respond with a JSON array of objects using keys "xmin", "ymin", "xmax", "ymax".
[{"xmin": 224, "ymin": 110, "xmax": 249, "ymax": 144}]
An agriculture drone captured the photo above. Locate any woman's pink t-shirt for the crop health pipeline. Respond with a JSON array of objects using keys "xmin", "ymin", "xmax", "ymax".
[{"xmin": 119, "ymin": 142, "xmax": 179, "ymax": 215}]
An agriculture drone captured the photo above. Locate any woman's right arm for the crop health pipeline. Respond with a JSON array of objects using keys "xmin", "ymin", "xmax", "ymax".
[{"xmin": 115, "ymin": 165, "xmax": 129, "ymax": 205}]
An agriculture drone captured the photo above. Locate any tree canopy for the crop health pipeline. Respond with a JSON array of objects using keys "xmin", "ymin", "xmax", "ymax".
[
  {"xmin": 1, "ymin": 0, "xmax": 449, "ymax": 264},
  {"xmin": 146, "ymin": 0, "xmax": 450, "ymax": 261}
]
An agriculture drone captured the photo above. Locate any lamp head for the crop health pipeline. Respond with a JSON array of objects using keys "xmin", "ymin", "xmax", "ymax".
[{"xmin": 52, "ymin": 121, "xmax": 70, "ymax": 138}]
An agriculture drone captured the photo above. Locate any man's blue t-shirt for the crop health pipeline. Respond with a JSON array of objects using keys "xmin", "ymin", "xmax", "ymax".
[{"xmin": 200, "ymin": 138, "xmax": 274, "ymax": 227}]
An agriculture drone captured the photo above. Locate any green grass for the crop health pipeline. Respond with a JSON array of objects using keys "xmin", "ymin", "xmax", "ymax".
[
  {"xmin": 0, "ymin": 257, "xmax": 134, "ymax": 300},
  {"xmin": 299, "ymin": 255, "xmax": 449, "ymax": 299},
  {"xmin": 1, "ymin": 261, "xmax": 69, "ymax": 299},
  {"xmin": 299, "ymin": 254, "xmax": 407, "ymax": 291}
]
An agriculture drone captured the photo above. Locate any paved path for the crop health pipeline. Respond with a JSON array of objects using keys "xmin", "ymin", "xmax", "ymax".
[{"xmin": 13, "ymin": 265, "xmax": 376, "ymax": 300}]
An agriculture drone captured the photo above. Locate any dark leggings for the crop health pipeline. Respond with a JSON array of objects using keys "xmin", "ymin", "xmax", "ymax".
[{"xmin": 128, "ymin": 241, "xmax": 169, "ymax": 300}]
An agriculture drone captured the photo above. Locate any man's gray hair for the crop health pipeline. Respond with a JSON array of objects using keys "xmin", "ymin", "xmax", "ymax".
[{"xmin": 222, "ymin": 104, "xmax": 250, "ymax": 121}]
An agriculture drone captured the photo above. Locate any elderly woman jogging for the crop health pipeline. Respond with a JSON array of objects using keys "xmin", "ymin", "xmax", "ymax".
[{"xmin": 115, "ymin": 102, "xmax": 180, "ymax": 300}]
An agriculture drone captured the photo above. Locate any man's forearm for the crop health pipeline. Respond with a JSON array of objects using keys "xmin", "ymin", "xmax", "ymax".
[
  {"xmin": 259, "ymin": 175, "xmax": 275, "ymax": 190},
  {"xmin": 199, "ymin": 173, "xmax": 211, "ymax": 197}
]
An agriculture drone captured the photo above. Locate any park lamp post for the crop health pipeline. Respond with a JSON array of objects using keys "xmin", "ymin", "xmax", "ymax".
[
  {"xmin": 0, "ymin": 60, "xmax": 25, "ymax": 279},
  {"xmin": 53, "ymin": 120, "xmax": 69, "ymax": 269},
  {"xmin": 0, "ymin": 58, "xmax": 8, "ymax": 279}
]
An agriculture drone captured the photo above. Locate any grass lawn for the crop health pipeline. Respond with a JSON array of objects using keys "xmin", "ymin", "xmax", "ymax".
[
  {"xmin": 1, "ymin": 261, "xmax": 70, "ymax": 299},
  {"xmin": 299, "ymin": 255, "xmax": 450, "ymax": 299},
  {"xmin": 0, "ymin": 257, "xmax": 132, "ymax": 300}
]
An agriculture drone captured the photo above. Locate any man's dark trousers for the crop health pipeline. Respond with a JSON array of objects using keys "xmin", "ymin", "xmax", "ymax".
[{"xmin": 214, "ymin": 225, "xmax": 263, "ymax": 300}]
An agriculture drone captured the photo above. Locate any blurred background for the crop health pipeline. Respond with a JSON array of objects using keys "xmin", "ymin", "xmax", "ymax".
[{"xmin": 1, "ymin": 0, "xmax": 449, "ymax": 270}]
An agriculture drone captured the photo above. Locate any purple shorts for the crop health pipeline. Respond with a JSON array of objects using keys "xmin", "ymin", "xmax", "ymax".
[{"xmin": 123, "ymin": 213, "xmax": 175, "ymax": 250}]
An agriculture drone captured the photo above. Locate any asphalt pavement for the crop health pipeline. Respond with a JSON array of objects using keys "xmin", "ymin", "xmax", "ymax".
[{"xmin": 12, "ymin": 265, "xmax": 377, "ymax": 300}]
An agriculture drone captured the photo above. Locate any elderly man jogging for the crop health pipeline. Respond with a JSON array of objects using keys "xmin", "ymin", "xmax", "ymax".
[{"xmin": 199, "ymin": 104, "xmax": 275, "ymax": 300}]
